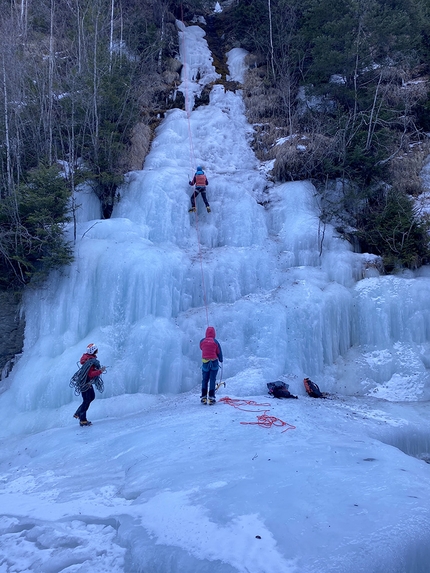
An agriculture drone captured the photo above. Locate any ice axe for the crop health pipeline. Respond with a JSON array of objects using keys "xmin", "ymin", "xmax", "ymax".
[{"xmin": 216, "ymin": 363, "xmax": 225, "ymax": 392}]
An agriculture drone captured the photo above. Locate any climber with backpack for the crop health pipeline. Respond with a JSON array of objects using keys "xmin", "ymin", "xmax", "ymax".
[
  {"xmin": 189, "ymin": 166, "xmax": 211, "ymax": 213},
  {"xmin": 199, "ymin": 326, "xmax": 223, "ymax": 404}
]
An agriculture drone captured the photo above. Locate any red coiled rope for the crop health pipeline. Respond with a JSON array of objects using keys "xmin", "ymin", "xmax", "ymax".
[
  {"xmin": 218, "ymin": 397, "xmax": 296, "ymax": 433},
  {"xmin": 241, "ymin": 413, "xmax": 296, "ymax": 433}
]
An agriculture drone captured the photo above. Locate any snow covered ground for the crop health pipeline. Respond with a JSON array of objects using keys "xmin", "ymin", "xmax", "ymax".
[{"xmin": 1, "ymin": 19, "xmax": 430, "ymax": 573}]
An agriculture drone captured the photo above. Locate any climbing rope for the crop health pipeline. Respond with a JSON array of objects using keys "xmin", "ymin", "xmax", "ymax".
[
  {"xmin": 69, "ymin": 359, "xmax": 104, "ymax": 395},
  {"xmin": 180, "ymin": 5, "xmax": 197, "ymax": 163},
  {"xmin": 218, "ymin": 397, "xmax": 296, "ymax": 433},
  {"xmin": 241, "ymin": 413, "xmax": 296, "ymax": 433},
  {"xmin": 218, "ymin": 397, "xmax": 271, "ymax": 412},
  {"xmin": 179, "ymin": 7, "xmax": 209, "ymax": 326}
]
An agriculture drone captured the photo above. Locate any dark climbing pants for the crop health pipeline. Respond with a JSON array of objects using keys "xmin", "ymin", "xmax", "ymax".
[
  {"xmin": 201, "ymin": 361, "xmax": 219, "ymax": 398},
  {"xmin": 74, "ymin": 386, "xmax": 95, "ymax": 422},
  {"xmin": 190, "ymin": 187, "xmax": 209, "ymax": 208}
]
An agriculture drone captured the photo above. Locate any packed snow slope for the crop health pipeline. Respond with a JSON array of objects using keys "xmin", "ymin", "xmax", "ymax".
[{"xmin": 1, "ymin": 18, "xmax": 430, "ymax": 573}]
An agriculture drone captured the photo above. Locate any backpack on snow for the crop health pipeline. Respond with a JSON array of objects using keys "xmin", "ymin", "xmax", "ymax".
[
  {"xmin": 267, "ymin": 381, "xmax": 298, "ymax": 399},
  {"xmin": 303, "ymin": 377, "xmax": 324, "ymax": 398}
]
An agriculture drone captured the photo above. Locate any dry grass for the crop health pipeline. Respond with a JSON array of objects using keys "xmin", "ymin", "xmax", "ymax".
[
  {"xmin": 272, "ymin": 133, "xmax": 337, "ymax": 181},
  {"xmin": 242, "ymin": 66, "xmax": 285, "ymax": 123},
  {"xmin": 241, "ymin": 63, "xmax": 295, "ymax": 162},
  {"xmin": 389, "ymin": 140, "xmax": 430, "ymax": 197}
]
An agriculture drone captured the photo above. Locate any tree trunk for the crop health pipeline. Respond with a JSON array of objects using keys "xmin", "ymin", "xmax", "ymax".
[
  {"xmin": 48, "ymin": 0, "xmax": 55, "ymax": 165},
  {"xmin": 109, "ymin": 0, "xmax": 115, "ymax": 72},
  {"xmin": 267, "ymin": 0, "xmax": 276, "ymax": 81},
  {"xmin": 2, "ymin": 54, "xmax": 12, "ymax": 195}
]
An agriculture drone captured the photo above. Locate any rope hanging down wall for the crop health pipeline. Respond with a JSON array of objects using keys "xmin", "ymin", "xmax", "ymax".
[{"xmin": 179, "ymin": 10, "xmax": 209, "ymax": 326}]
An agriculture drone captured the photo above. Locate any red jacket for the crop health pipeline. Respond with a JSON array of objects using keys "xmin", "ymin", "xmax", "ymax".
[
  {"xmin": 80, "ymin": 353, "xmax": 104, "ymax": 379},
  {"xmin": 200, "ymin": 326, "xmax": 223, "ymax": 362}
]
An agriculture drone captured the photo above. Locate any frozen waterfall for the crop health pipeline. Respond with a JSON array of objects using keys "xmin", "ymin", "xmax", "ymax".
[
  {"xmin": 2, "ymin": 20, "xmax": 430, "ymax": 573},
  {"xmin": 2, "ymin": 21, "xmax": 430, "ymax": 430}
]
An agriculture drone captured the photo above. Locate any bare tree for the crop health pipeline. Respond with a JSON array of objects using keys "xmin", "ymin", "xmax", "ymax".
[
  {"xmin": 109, "ymin": 0, "xmax": 114, "ymax": 71},
  {"xmin": 48, "ymin": 0, "xmax": 55, "ymax": 164},
  {"xmin": 1, "ymin": 55, "xmax": 13, "ymax": 194},
  {"xmin": 12, "ymin": 0, "xmax": 28, "ymax": 36},
  {"xmin": 267, "ymin": 0, "xmax": 276, "ymax": 81}
]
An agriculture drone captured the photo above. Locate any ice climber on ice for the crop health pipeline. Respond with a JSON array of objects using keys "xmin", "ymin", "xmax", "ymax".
[
  {"xmin": 189, "ymin": 166, "xmax": 210, "ymax": 213},
  {"xmin": 72, "ymin": 343, "xmax": 106, "ymax": 426},
  {"xmin": 199, "ymin": 326, "xmax": 223, "ymax": 404}
]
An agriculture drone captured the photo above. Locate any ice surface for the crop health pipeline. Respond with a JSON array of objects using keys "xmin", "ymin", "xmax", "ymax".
[{"xmin": 1, "ymin": 20, "xmax": 430, "ymax": 573}]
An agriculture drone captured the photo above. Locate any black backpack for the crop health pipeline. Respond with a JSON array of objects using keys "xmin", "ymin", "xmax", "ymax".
[
  {"xmin": 267, "ymin": 381, "xmax": 298, "ymax": 399},
  {"xmin": 303, "ymin": 377, "xmax": 324, "ymax": 398}
]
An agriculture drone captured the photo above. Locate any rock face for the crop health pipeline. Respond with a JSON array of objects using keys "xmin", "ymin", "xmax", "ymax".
[{"xmin": 0, "ymin": 292, "xmax": 25, "ymax": 379}]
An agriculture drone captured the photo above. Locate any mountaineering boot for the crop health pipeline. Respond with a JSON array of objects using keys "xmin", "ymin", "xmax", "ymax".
[
  {"xmin": 73, "ymin": 413, "xmax": 79, "ymax": 419},
  {"xmin": 189, "ymin": 207, "xmax": 196, "ymax": 213},
  {"xmin": 200, "ymin": 395, "xmax": 207, "ymax": 404},
  {"xmin": 208, "ymin": 396, "xmax": 216, "ymax": 404},
  {"xmin": 206, "ymin": 206, "xmax": 211, "ymax": 213},
  {"xmin": 79, "ymin": 420, "xmax": 92, "ymax": 426}
]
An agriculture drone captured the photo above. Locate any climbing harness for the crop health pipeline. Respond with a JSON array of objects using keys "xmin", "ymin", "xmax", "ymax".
[{"xmin": 218, "ymin": 396, "xmax": 296, "ymax": 433}]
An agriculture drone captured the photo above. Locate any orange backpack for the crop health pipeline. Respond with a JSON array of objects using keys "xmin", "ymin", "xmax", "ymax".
[
  {"xmin": 303, "ymin": 378, "xmax": 324, "ymax": 398},
  {"xmin": 195, "ymin": 173, "xmax": 206, "ymax": 186}
]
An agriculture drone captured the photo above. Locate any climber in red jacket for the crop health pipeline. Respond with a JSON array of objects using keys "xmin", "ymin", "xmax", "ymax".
[
  {"xmin": 73, "ymin": 343, "xmax": 106, "ymax": 426},
  {"xmin": 199, "ymin": 326, "xmax": 223, "ymax": 404}
]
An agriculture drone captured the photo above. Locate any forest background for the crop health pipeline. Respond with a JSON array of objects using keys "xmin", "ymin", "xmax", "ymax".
[{"xmin": 2, "ymin": 0, "xmax": 430, "ymax": 367}]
